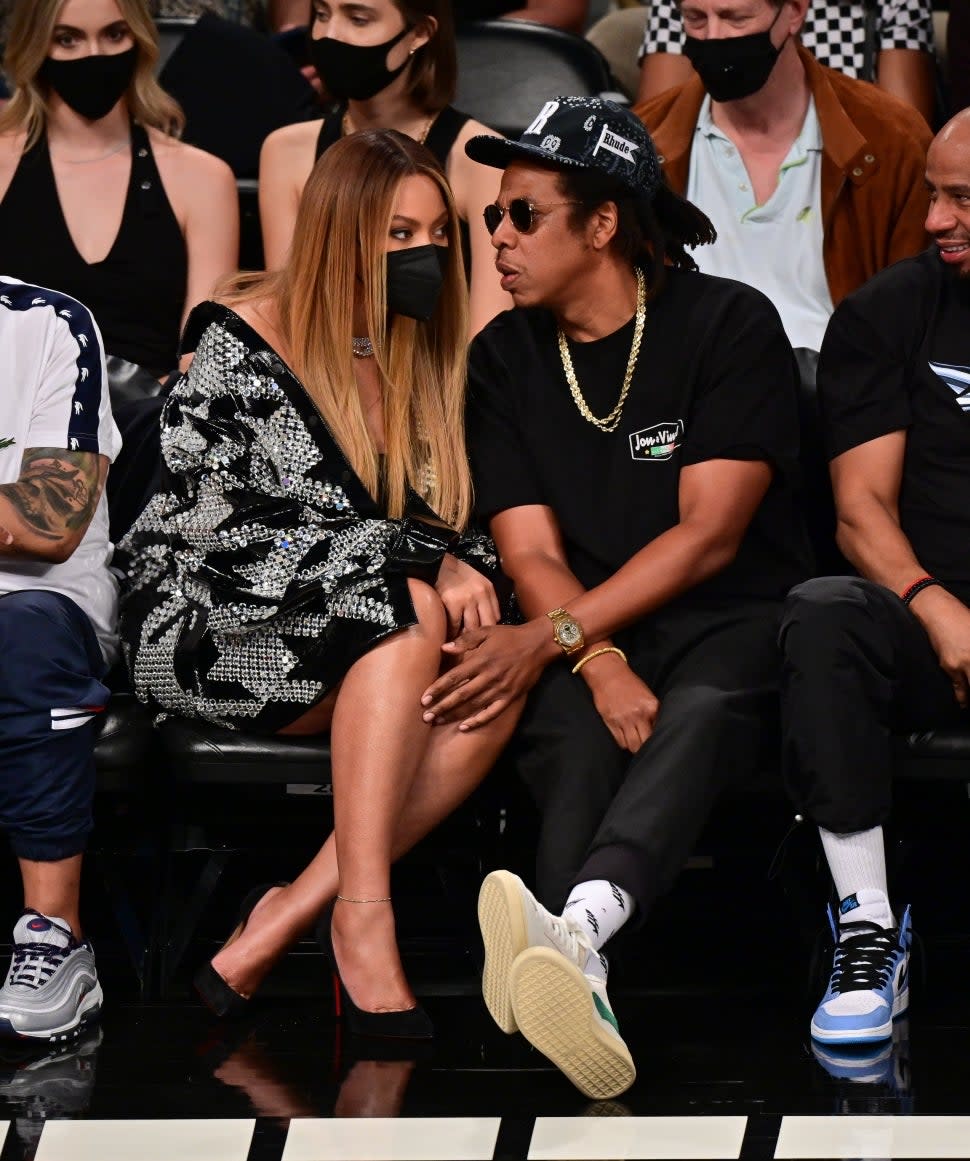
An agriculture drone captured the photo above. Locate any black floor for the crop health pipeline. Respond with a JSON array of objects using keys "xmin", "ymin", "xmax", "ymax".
[{"xmin": 0, "ymin": 783, "xmax": 968, "ymax": 1159}]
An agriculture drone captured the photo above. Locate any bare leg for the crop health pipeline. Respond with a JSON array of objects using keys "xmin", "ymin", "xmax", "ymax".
[
  {"xmin": 212, "ymin": 590, "xmax": 522, "ymax": 999},
  {"xmin": 18, "ymin": 855, "xmax": 83, "ymax": 938},
  {"xmin": 213, "ymin": 703, "xmax": 522, "ymax": 998}
]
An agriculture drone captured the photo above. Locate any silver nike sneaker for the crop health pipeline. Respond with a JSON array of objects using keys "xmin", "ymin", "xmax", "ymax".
[{"xmin": 0, "ymin": 911, "xmax": 102, "ymax": 1042}]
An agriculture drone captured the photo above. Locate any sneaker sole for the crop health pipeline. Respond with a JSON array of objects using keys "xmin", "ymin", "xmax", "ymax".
[
  {"xmin": 510, "ymin": 947, "xmax": 636, "ymax": 1101},
  {"xmin": 0, "ymin": 983, "xmax": 103, "ymax": 1044},
  {"xmin": 478, "ymin": 871, "xmax": 528, "ymax": 1035},
  {"xmin": 810, "ymin": 988, "xmax": 909, "ymax": 1045}
]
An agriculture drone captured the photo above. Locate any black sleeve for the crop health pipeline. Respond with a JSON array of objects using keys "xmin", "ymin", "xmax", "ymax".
[
  {"xmin": 466, "ymin": 327, "xmax": 545, "ymax": 521},
  {"xmin": 681, "ymin": 287, "xmax": 801, "ymax": 478},
  {"xmin": 816, "ymin": 280, "xmax": 919, "ymax": 462}
]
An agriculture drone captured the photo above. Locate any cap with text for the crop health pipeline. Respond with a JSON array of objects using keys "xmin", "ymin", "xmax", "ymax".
[{"xmin": 465, "ymin": 97, "xmax": 662, "ymax": 201}]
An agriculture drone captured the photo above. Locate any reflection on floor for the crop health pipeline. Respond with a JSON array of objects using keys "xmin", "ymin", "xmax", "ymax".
[
  {"xmin": 1, "ymin": 781, "xmax": 969, "ymax": 1158},
  {"xmin": 0, "ymin": 980, "xmax": 967, "ymax": 1160}
]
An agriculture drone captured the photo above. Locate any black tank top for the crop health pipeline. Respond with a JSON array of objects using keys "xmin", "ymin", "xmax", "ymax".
[
  {"xmin": 316, "ymin": 106, "xmax": 473, "ymax": 275},
  {"xmin": 0, "ymin": 122, "xmax": 188, "ymax": 377}
]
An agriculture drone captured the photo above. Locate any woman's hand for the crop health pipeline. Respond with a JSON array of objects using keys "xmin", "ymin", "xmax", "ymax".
[
  {"xmin": 422, "ymin": 619, "xmax": 552, "ymax": 730},
  {"xmin": 434, "ymin": 554, "xmax": 501, "ymax": 638},
  {"xmin": 582, "ymin": 654, "xmax": 660, "ymax": 752}
]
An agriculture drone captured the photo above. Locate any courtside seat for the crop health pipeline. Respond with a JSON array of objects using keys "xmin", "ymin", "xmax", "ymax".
[
  {"xmin": 897, "ymin": 727, "xmax": 970, "ymax": 780},
  {"xmin": 455, "ymin": 19, "xmax": 624, "ymax": 139},
  {"xmin": 157, "ymin": 718, "xmax": 331, "ymax": 788},
  {"xmin": 94, "ymin": 693, "xmax": 157, "ymax": 794}
]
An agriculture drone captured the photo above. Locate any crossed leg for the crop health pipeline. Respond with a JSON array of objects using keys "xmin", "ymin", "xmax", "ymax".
[{"xmin": 211, "ymin": 579, "xmax": 522, "ymax": 1009}]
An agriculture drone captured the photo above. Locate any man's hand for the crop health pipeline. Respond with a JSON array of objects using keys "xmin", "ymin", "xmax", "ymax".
[
  {"xmin": 910, "ymin": 585, "xmax": 970, "ymax": 707},
  {"xmin": 421, "ymin": 619, "xmax": 553, "ymax": 730},
  {"xmin": 434, "ymin": 554, "xmax": 501, "ymax": 639},
  {"xmin": 582, "ymin": 653, "xmax": 660, "ymax": 752}
]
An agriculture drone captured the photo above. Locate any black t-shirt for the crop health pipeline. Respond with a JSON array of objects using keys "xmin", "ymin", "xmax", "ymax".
[
  {"xmin": 818, "ymin": 247, "xmax": 970, "ymax": 605},
  {"xmin": 467, "ymin": 267, "xmax": 812, "ymax": 604}
]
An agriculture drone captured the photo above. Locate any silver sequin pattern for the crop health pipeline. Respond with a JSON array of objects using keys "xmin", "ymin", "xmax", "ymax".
[{"xmin": 119, "ymin": 310, "xmax": 500, "ymax": 733}]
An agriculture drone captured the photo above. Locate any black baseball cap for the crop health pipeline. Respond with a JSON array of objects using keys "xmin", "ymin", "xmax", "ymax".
[{"xmin": 465, "ymin": 96, "xmax": 662, "ymax": 201}]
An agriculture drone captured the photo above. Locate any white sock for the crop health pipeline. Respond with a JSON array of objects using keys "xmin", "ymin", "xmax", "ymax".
[
  {"xmin": 819, "ymin": 826, "xmax": 895, "ymax": 939},
  {"xmin": 562, "ymin": 880, "xmax": 634, "ymax": 951}
]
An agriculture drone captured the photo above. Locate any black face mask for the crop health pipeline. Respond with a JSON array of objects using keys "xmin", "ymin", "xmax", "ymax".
[
  {"xmin": 386, "ymin": 245, "xmax": 447, "ymax": 321},
  {"xmin": 39, "ymin": 46, "xmax": 137, "ymax": 122},
  {"xmin": 683, "ymin": 7, "xmax": 785, "ymax": 103},
  {"xmin": 309, "ymin": 26, "xmax": 412, "ymax": 102}
]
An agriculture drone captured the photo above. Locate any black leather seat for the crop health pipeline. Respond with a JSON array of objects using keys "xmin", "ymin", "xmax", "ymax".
[
  {"xmin": 454, "ymin": 19, "xmax": 622, "ymax": 139},
  {"xmin": 94, "ymin": 692, "xmax": 157, "ymax": 793},
  {"xmin": 158, "ymin": 718, "xmax": 331, "ymax": 788}
]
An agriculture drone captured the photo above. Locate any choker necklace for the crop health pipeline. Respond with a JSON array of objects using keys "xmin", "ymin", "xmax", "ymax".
[
  {"xmin": 558, "ymin": 267, "xmax": 646, "ymax": 433},
  {"xmin": 352, "ymin": 336, "xmax": 375, "ymax": 358},
  {"xmin": 52, "ymin": 139, "xmax": 131, "ymax": 165}
]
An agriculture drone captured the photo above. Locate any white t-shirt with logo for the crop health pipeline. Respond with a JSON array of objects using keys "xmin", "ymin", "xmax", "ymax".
[{"xmin": 0, "ymin": 278, "xmax": 122, "ymax": 662}]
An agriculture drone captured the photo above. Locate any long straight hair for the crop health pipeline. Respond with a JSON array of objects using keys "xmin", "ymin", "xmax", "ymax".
[
  {"xmin": 221, "ymin": 130, "xmax": 472, "ymax": 529},
  {"xmin": 0, "ymin": 0, "xmax": 184, "ymax": 148}
]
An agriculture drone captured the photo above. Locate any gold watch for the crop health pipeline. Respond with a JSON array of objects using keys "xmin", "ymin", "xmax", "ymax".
[{"xmin": 546, "ymin": 607, "xmax": 585, "ymax": 656}]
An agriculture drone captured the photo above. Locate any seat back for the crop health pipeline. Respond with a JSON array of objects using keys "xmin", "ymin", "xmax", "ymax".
[
  {"xmin": 154, "ymin": 16, "xmax": 197, "ymax": 74},
  {"xmin": 454, "ymin": 20, "xmax": 616, "ymax": 139}
]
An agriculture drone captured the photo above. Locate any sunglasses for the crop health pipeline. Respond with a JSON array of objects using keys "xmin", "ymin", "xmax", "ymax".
[{"xmin": 483, "ymin": 198, "xmax": 583, "ymax": 236}]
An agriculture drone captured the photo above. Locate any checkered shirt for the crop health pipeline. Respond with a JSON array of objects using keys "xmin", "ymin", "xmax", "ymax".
[{"xmin": 639, "ymin": 0, "xmax": 933, "ymax": 79}]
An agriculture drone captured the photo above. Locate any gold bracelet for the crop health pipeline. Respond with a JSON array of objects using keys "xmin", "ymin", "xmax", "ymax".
[{"xmin": 571, "ymin": 646, "xmax": 627, "ymax": 675}]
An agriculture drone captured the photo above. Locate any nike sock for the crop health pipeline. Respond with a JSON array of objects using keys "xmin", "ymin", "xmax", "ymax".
[
  {"xmin": 562, "ymin": 880, "xmax": 635, "ymax": 951},
  {"xmin": 819, "ymin": 826, "xmax": 895, "ymax": 939}
]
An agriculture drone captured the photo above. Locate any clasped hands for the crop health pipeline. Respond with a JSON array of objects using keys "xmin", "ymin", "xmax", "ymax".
[{"xmin": 421, "ymin": 612, "xmax": 660, "ymax": 751}]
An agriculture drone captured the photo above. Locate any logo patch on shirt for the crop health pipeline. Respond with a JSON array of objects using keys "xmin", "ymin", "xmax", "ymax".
[
  {"xmin": 0, "ymin": 437, "xmax": 14, "ymax": 450},
  {"xmin": 930, "ymin": 360, "xmax": 970, "ymax": 411},
  {"xmin": 629, "ymin": 420, "xmax": 683, "ymax": 462}
]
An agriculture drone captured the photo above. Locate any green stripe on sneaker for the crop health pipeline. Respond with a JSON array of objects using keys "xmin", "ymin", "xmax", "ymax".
[{"xmin": 593, "ymin": 992, "xmax": 619, "ymax": 1033}]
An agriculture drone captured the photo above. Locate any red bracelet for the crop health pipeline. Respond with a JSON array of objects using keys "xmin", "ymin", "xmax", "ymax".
[{"xmin": 899, "ymin": 575, "xmax": 941, "ymax": 606}]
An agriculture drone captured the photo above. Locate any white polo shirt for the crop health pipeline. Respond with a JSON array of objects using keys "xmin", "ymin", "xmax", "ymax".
[
  {"xmin": 0, "ymin": 278, "xmax": 122, "ymax": 662},
  {"xmin": 686, "ymin": 95, "xmax": 834, "ymax": 352}
]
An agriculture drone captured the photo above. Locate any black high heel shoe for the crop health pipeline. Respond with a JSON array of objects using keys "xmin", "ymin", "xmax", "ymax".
[
  {"xmin": 316, "ymin": 904, "xmax": 434, "ymax": 1041},
  {"xmin": 194, "ymin": 882, "xmax": 289, "ymax": 1017}
]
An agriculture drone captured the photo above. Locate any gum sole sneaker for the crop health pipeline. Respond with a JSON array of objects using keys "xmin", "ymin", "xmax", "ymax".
[
  {"xmin": 478, "ymin": 871, "xmax": 529, "ymax": 1034},
  {"xmin": 509, "ymin": 946, "xmax": 635, "ymax": 1101}
]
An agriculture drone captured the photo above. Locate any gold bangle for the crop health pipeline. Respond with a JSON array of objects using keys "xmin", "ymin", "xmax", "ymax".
[{"xmin": 571, "ymin": 646, "xmax": 627, "ymax": 675}]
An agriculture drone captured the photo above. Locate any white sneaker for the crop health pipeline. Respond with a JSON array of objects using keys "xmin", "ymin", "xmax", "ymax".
[
  {"xmin": 478, "ymin": 870, "xmax": 600, "ymax": 1034},
  {"xmin": 510, "ymin": 947, "xmax": 635, "ymax": 1101}
]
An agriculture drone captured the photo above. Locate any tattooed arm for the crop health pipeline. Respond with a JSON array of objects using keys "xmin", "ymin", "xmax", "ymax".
[{"xmin": 0, "ymin": 447, "xmax": 108, "ymax": 564}]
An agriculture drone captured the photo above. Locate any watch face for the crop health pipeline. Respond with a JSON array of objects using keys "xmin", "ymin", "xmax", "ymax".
[{"xmin": 558, "ymin": 619, "xmax": 582, "ymax": 647}]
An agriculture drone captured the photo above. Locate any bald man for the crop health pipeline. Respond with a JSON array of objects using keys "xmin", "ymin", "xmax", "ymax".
[{"xmin": 780, "ymin": 110, "xmax": 970, "ymax": 1049}]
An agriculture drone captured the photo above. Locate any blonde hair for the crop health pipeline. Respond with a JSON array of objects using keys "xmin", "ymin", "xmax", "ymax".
[
  {"xmin": 221, "ymin": 130, "xmax": 472, "ymax": 530},
  {"xmin": 0, "ymin": 0, "xmax": 184, "ymax": 148}
]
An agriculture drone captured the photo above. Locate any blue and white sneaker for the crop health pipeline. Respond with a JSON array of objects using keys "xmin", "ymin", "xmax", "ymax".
[{"xmin": 810, "ymin": 904, "xmax": 911, "ymax": 1045}]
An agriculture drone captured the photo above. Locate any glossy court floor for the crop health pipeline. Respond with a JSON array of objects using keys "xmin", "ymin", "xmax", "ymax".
[{"xmin": 0, "ymin": 784, "xmax": 968, "ymax": 1160}]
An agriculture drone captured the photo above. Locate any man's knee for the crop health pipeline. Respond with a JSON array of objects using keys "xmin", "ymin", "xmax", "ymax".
[{"xmin": 780, "ymin": 576, "xmax": 883, "ymax": 664}]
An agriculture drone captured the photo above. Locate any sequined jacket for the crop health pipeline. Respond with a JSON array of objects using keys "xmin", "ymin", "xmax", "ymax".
[{"xmin": 118, "ymin": 301, "xmax": 506, "ymax": 733}]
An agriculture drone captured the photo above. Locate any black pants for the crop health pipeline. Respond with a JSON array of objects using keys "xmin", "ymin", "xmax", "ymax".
[
  {"xmin": 511, "ymin": 600, "xmax": 783, "ymax": 922},
  {"xmin": 780, "ymin": 576, "xmax": 965, "ymax": 834}
]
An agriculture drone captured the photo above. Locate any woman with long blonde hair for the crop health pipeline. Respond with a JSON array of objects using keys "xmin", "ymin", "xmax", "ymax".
[
  {"xmin": 120, "ymin": 130, "xmax": 519, "ymax": 1035},
  {"xmin": 0, "ymin": 0, "xmax": 238, "ymax": 378}
]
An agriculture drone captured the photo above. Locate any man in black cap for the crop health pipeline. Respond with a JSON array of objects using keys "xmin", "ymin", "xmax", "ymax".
[{"xmin": 420, "ymin": 97, "xmax": 811, "ymax": 1098}]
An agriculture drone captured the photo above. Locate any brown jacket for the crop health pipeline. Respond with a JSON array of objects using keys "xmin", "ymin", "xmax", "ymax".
[{"xmin": 633, "ymin": 46, "xmax": 933, "ymax": 308}]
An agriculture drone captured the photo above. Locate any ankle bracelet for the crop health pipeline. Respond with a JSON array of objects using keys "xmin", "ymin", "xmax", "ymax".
[{"xmin": 336, "ymin": 894, "xmax": 391, "ymax": 903}]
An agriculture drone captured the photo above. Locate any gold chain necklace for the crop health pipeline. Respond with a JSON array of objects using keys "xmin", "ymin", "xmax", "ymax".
[
  {"xmin": 558, "ymin": 267, "xmax": 646, "ymax": 434},
  {"xmin": 342, "ymin": 110, "xmax": 434, "ymax": 145}
]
